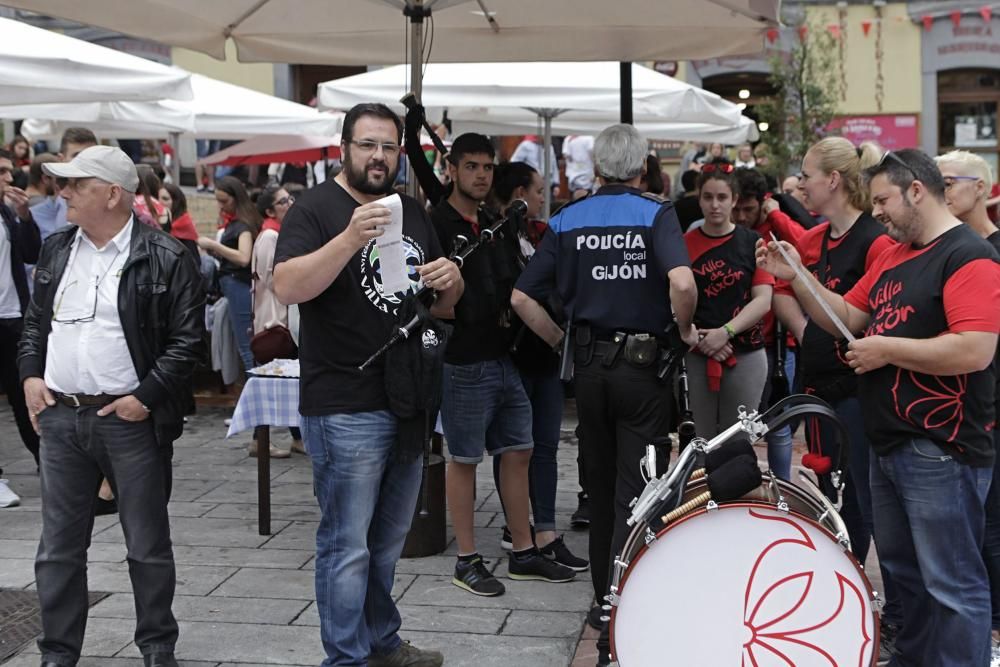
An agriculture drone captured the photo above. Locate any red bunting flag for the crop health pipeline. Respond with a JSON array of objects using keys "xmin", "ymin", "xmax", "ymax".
[
  {"xmin": 798, "ymin": 25, "xmax": 809, "ymax": 41},
  {"xmin": 981, "ymin": 5, "xmax": 993, "ymax": 23},
  {"xmin": 766, "ymin": 28, "xmax": 779, "ymax": 44},
  {"xmin": 861, "ymin": 19, "xmax": 873, "ymax": 36},
  {"xmin": 951, "ymin": 10, "xmax": 963, "ymax": 27},
  {"xmin": 828, "ymin": 24, "xmax": 841, "ymax": 39},
  {"xmin": 922, "ymin": 14, "xmax": 934, "ymax": 31}
]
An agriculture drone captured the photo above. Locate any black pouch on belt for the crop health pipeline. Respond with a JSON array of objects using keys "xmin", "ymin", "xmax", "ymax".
[
  {"xmin": 623, "ymin": 333, "xmax": 658, "ymax": 368},
  {"xmin": 575, "ymin": 324, "xmax": 594, "ymax": 367},
  {"xmin": 601, "ymin": 332, "xmax": 627, "ymax": 367}
]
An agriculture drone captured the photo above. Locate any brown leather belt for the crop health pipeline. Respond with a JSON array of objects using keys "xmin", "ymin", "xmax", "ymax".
[{"xmin": 53, "ymin": 392, "xmax": 123, "ymax": 408}]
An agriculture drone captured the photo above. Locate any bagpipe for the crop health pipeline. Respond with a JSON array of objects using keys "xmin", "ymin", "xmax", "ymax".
[{"xmin": 357, "ymin": 199, "xmax": 527, "ymax": 373}]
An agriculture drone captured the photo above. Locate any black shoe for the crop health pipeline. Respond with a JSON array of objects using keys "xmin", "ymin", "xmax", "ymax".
[
  {"xmin": 538, "ymin": 535, "xmax": 589, "ymax": 572},
  {"xmin": 144, "ymin": 652, "xmax": 179, "ymax": 667},
  {"xmin": 571, "ymin": 495, "xmax": 590, "ymax": 529},
  {"xmin": 94, "ymin": 497, "xmax": 118, "ymax": 516},
  {"xmin": 453, "ymin": 556, "xmax": 505, "ymax": 597},
  {"xmin": 508, "ymin": 548, "xmax": 576, "ymax": 582},
  {"xmin": 499, "ymin": 524, "xmax": 535, "ymax": 551},
  {"xmin": 587, "ymin": 605, "xmax": 606, "ymax": 630},
  {"xmin": 877, "ymin": 621, "xmax": 900, "ymax": 666}
]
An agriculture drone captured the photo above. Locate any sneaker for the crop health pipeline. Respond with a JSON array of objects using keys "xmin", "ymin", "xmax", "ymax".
[
  {"xmin": 94, "ymin": 496, "xmax": 118, "ymax": 516},
  {"xmin": 224, "ymin": 417, "xmax": 233, "ymax": 427},
  {"xmin": 0, "ymin": 479, "xmax": 20, "ymax": 508},
  {"xmin": 538, "ymin": 535, "xmax": 589, "ymax": 571},
  {"xmin": 369, "ymin": 640, "xmax": 443, "ymax": 667},
  {"xmin": 500, "ymin": 524, "xmax": 535, "ymax": 551},
  {"xmin": 587, "ymin": 605, "xmax": 606, "ymax": 630},
  {"xmin": 290, "ymin": 439, "xmax": 307, "ymax": 455},
  {"xmin": 196, "ymin": 184, "xmax": 206, "ymax": 193},
  {"xmin": 991, "ymin": 633, "xmax": 1000, "ymax": 667},
  {"xmin": 877, "ymin": 621, "xmax": 900, "ymax": 666},
  {"xmin": 571, "ymin": 494, "xmax": 590, "ymax": 529},
  {"xmin": 508, "ymin": 548, "xmax": 576, "ymax": 583},
  {"xmin": 453, "ymin": 556, "xmax": 505, "ymax": 597}
]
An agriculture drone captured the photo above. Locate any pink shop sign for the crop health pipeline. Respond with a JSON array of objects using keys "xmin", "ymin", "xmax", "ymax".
[{"xmin": 826, "ymin": 115, "xmax": 920, "ymax": 150}]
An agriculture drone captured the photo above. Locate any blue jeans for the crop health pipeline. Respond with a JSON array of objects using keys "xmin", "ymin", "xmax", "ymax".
[
  {"xmin": 493, "ymin": 368, "xmax": 564, "ymax": 531},
  {"xmin": 983, "ymin": 429, "xmax": 1000, "ymax": 630},
  {"xmin": 762, "ymin": 348, "xmax": 794, "ymax": 480},
  {"xmin": 301, "ymin": 411, "xmax": 423, "ymax": 666},
  {"xmin": 440, "ymin": 355, "xmax": 533, "ymax": 464},
  {"xmin": 219, "ymin": 275, "xmax": 253, "ymax": 371},
  {"xmin": 870, "ymin": 438, "xmax": 992, "ymax": 667}
]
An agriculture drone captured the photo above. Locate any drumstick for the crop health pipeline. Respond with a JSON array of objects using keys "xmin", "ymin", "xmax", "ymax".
[{"xmin": 769, "ymin": 232, "xmax": 856, "ymax": 343}]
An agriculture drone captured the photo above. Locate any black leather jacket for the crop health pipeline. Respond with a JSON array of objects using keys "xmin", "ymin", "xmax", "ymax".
[{"xmin": 18, "ymin": 220, "xmax": 207, "ymax": 446}]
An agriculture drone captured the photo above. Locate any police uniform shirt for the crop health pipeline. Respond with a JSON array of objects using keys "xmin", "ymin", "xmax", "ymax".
[{"xmin": 516, "ymin": 184, "xmax": 690, "ymax": 336}]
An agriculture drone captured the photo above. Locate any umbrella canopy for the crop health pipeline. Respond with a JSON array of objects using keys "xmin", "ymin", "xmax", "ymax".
[
  {"xmin": 0, "ymin": 1, "xmax": 781, "ymax": 65},
  {"xmin": 200, "ymin": 134, "xmax": 342, "ymax": 166},
  {"xmin": 0, "ymin": 15, "xmax": 193, "ymax": 105},
  {"xmin": 12, "ymin": 74, "xmax": 343, "ymax": 140},
  {"xmin": 318, "ymin": 62, "xmax": 746, "ymax": 129},
  {"xmin": 450, "ymin": 112, "xmax": 760, "ymax": 144}
]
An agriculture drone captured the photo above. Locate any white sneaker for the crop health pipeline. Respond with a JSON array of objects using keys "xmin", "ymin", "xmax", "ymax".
[
  {"xmin": 990, "ymin": 635, "xmax": 1000, "ymax": 667},
  {"xmin": 0, "ymin": 479, "xmax": 21, "ymax": 508},
  {"xmin": 224, "ymin": 418, "xmax": 232, "ymax": 427}
]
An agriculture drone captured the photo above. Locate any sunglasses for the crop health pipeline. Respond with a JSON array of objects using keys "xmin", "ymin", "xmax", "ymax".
[
  {"xmin": 877, "ymin": 151, "xmax": 918, "ymax": 183},
  {"xmin": 701, "ymin": 162, "xmax": 735, "ymax": 174}
]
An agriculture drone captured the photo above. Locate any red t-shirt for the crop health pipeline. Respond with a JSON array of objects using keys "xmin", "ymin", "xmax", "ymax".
[{"xmin": 843, "ymin": 224, "xmax": 1000, "ymax": 465}]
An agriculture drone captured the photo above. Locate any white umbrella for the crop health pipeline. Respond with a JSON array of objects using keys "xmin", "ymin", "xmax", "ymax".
[
  {"xmin": 0, "ymin": 16, "xmax": 192, "ymax": 104},
  {"xmin": 12, "ymin": 74, "xmax": 342, "ymax": 140},
  {"xmin": 0, "ymin": 2, "xmax": 780, "ymax": 65},
  {"xmin": 319, "ymin": 62, "xmax": 755, "ymax": 216}
]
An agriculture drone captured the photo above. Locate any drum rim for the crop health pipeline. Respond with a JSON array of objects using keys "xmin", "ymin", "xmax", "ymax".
[{"xmin": 609, "ymin": 501, "xmax": 881, "ymax": 666}]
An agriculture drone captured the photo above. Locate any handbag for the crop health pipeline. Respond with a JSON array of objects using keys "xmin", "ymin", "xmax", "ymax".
[{"xmin": 250, "ymin": 325, "xmax": 297, "ymax": 364}]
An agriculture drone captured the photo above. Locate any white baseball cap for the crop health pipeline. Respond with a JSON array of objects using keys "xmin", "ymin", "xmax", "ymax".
[{"xmin": 43, "ymin": 145, "xmax": 139, "ymax": 193}]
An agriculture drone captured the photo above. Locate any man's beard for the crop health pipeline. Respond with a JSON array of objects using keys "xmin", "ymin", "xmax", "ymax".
[
  {"xmin": 344, "ymin": 150, "xmax": 398, "ymax": 195},
  {"xmin": 881, "ymin": 199, "xmax": 922, "ymax": 244}
]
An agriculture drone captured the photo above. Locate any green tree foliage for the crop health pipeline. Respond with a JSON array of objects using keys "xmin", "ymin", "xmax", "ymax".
[{"xmin": 756, "ymin": 20, "xmax": 841, "ymax": 177}]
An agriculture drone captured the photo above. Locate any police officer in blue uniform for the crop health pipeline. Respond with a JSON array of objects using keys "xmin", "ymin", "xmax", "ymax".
[{"xmin": 512, "ymin": 124, "xmax": 699, "ymax": 667}]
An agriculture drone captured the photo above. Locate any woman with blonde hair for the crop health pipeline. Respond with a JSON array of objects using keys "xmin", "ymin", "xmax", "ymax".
[
  {"xmin": 772, "ymin": 136, "xmax": 902, "ymax": 655},
  {"xmin": 935, "ymin": 149, "xmax": 1000, "ymax": 658}
]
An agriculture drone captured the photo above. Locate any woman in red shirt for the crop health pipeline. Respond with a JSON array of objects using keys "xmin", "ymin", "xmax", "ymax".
[{"xmin": 684, "ymin": 161, "xmax": 774, "ymax": 437}]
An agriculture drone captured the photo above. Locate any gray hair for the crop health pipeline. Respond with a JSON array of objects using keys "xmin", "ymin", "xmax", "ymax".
[{"xmin": 594, "ymin": 124, "xmax": 647, "ymax": 182}]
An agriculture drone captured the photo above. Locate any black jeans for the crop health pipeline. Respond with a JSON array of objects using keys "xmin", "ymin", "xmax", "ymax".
[
  {"xmin": 0, "ymin": 317, "xmax": 40, "ymax": 468},
  {"xmin": 574, "ymin": 357, "xmax": 673, "ymax": 660},
  {"xmin": 35, "ymin": 403, "xmax": 177, "ymax": 665}
]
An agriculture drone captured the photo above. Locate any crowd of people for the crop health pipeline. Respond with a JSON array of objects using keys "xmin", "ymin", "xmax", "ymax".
[{"xmin": 2, "ymin": 103, "xmax": 1000, "ymax": 667}]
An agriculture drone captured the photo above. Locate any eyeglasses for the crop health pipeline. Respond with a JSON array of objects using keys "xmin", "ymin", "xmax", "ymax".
[
  {"xmin": 877, "ymin": 151, "xmax": 918, "ymax": 183},
  {"xmin": 701, "ymin": 162, "xmax": 735, "ymax": 174},
  {"xmin": 943, "ymin": 175, "xmax": 979, "ymax": 190},
  {"xmin": 54, "ymin": 176, "xmax": 97, "ymax": 192},
  {"xmin": 349, "ymin": 140, "xmax": 400, "ymax": 156},
  {"xmin": 275, "ymin": 195, "xmax": 295, "ymax": 206},
  {"xmin": 52, "ymin": 242, "xmax": 123, "ymax": 324}
]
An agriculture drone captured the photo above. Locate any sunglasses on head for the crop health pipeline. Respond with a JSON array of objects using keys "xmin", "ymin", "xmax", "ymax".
[
  {"xmin": 702, "ymin": 162, "xmax": 735, "ymax": 174},
  {"xmin": 877, "ymin": 150, "xmax": 918, "ymax": 182}
]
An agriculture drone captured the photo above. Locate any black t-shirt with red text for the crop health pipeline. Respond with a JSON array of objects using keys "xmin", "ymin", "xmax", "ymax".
[
  {"xmin": 844, "ymin": 224, "xmax": 1000, "ymax": 465},
  {"xmin": 686, "ymin": 225, "xmax": 774, "ymax": 352},
  {"xmin": 783, "ymin": 213, "xmax": 895, "ymax": 395},
  {"xmin": 988, "ymin": 230, "xmax": 1000, "ymax": 422}
]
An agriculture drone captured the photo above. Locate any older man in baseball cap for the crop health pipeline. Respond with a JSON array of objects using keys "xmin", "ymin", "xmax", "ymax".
[{"xmin": 20, "ymin": 144, "xmax": 206, "ymax": 667}]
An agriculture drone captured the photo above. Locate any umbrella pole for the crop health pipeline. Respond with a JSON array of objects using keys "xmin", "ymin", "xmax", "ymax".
[
  {"xmin": 168, "ymin": 131, "xmax": 181, "ymax": 185},
  {"xmin": 620, "ymin": 62, "xmax": 633, "ymax": 125},
  {"xmin": 542, "ymin": 112, "xmax": 553, "ymax": 221},
  {"xmin": 406, "ymin": 0, "xmax": 428, "ymax": 200}
]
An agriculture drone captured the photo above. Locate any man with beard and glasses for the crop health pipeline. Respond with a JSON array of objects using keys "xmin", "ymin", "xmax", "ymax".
[
  {"xmin": 757, "ymin": 148, "xmax": 1000, "ymax": 667},
  {"xmin": 432, "ymin": 134, "xmax": 576, "ymax": 598},
  {"xmin": 273, "ymin": 103, "xmax": 463, "ymax": 667}
]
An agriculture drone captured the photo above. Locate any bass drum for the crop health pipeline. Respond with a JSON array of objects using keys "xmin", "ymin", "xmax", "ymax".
[{"xmin": 610, "ymin": 483, "xmax": 879, "ymax": 666}]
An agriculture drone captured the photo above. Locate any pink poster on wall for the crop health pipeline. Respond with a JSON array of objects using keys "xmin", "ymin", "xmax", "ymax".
[{"xmin": 826, "ymin": 115, "xmax": 920, "ymax": 150}]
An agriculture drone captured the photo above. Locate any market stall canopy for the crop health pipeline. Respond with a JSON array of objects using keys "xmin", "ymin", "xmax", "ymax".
[
  {"xmin": 200, "ymin": 134, "xmax": 343, "ymax": 166},
  {"xmin": 10, "ymin": 74, "xmax": 343, "ymax": 140},
  {"xmin": 0, "ymin": 15, "xmax": 192, "ymax": 104},
  {"xmin": 0, "ymin": 1, "xmax": 781, "ymax": 64},
  {"xmin": 318, "ymin": 62, "xmax": 747, "ymax": 129}
]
